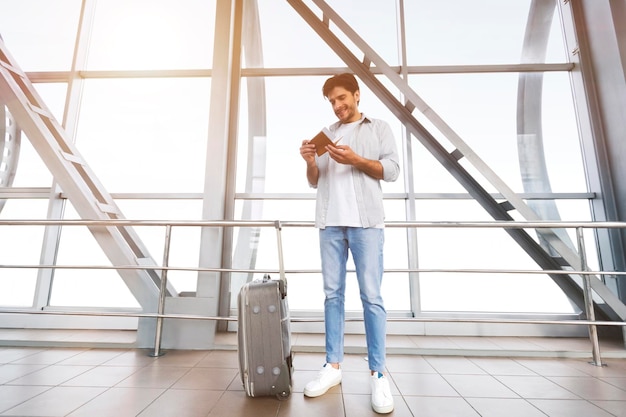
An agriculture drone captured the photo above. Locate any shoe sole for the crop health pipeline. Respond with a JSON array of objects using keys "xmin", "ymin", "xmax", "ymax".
[
  {"xmin": 372, "ymin": 403, "xmax": 394, "ymax": 414},
  {"xmin": 303, "ymin": 380, "xmax": 341, "ymax": 397}
]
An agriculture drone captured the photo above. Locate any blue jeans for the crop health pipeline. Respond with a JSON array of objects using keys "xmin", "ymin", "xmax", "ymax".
[{"xmin": 319, "ymin": 226, "xmax": 387, "ymax": 373}]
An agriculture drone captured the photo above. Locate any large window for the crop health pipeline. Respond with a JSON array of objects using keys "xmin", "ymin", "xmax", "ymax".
[{"xmin": 0, "ymin": 0, "xmax": 599, "ymax": 330}]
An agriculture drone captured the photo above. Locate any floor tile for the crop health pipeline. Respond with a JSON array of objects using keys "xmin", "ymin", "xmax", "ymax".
[
  {"xmin": 8, "ymin": 348, "xmax": 85, "ymax": 365},
  {"xmin": 529, "ymin": 399, "xmax": 616, "ymax": 417},
  {"xmin": 599, "ymin": 377, "xmax": 626, "ymax": 390},
  {"xmin": 101, "ymin": 350, "xmax": 158, "ymax": 367},
  {"xmin": 566, "ymin": 359, "xmax": 626, "ymax": 377},
  {"xmin": 9, "ymin": 365, "xmax": 94, "ymax": 386},
  {"xmin": 277, "ymin": 392, "xmax": 344, "ymax": 417},
  {"xmin": 392, "ymin": 373, "xmax": 459, "ymax": 396},
  {"xmin": 590, "ymin": 400, "xmax": 626, "ymax": 417},
  {"xmin": 466, "ymin": 398, "xmax": 548, "ymax": 417},
  {"xmin": 0, "ymin": 335, "xmax": 624, "ymax": 417},
  {"xmin": 385, "ymin": 355, "xmax": 437, "ymax": 373},
  {"xmin": 207, "ymin": 390, "xmax": 281, "ymax": 417},
  {"xmin": 136, "ymin": 389, "xmax": 223, "ymax": 417},
  {"xmin": 0, "ymin": 364, "xmax": 48, "ymax": 384},
  {"xmin": 424, "ymin": 356, "xmax": 488, "ymax": 375},
  {"xmin": 56, "ymin": 349, "xmax": 127, "ymax": 366},
  {"xmin": 443, "ymin": 374, "xmax": 519, "ymax": 398},
  {"xmin": 147, "ymin": 349, "xmax": 208, "ymax": 367},
  {"xmin": 515, "ymin": 358, "xmax": 591, "ymax": 376},
  {"xmin": 61, "ymin": 365, "xmax": 143, "ymax": 387},
  {"xmin": 547, "ymin": 376, "xmax": 626, "ymax": 401},
  {"xmin": 0, "ymin": 386, "xmax": 106, "ymax": 417},
  {"xmin": 0, "ymin": 385, "xmax": 50, "ymax": 414},
  {"xmin": 469, "ymin": 357, "xmax": 538, "ymax": 376},
  {"xmin": 171, "ymin": 367, "xmax": 238, "ymax": 390},
  {"xmin": 494, "ymin": 375, "xmax": 580, "ymax": 399},
  {"xmin": 403, "ymin": 396, "xmax": 481, "ymax": 417},
  {"xmin": 114, "ymin": 365, "xmax": 189, "ymax": 388},
  {"xmin": 196, "ymin": 350, "xmax": 239, "ymax": 369},
  {"xmin": 0, "ymin": 348, "xmax": 45, "ymax": 364},
  {"xmin": 65, "ymin": 387, "xmax": 165, "ymax": 417}
]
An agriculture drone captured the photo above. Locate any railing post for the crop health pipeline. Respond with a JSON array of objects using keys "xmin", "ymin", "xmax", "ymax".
[
  {"xmin": 149, "ymin": 224, "xmax": 173, "ymax": 357},
  {"xmin": 576, "ymin": 226, "xmax": 604, "ymax": 366}
]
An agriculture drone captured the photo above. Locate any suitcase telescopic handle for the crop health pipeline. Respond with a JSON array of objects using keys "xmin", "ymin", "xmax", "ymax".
[{"xmin": 275, "ymin": 220, "xmax": 287, "ymax": 298}]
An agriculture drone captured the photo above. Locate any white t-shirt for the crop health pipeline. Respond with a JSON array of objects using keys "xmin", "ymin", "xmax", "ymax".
[{"xmin": 325, "ymin": 121, "xmax": 361, "ymax": 227}]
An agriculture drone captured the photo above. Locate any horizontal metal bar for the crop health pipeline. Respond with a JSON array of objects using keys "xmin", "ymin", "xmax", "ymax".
[
  {"xmin": 233, "ymin": 192, "xmax": 596, "ymax": 200},
  {"xmin": 24, "ymin": 63, "xmax": 575, "ymax": 83},
  {"xmin": 1, "ymin": 263, "xmax": 626, "ymax": 277},
  {"xmin": 0, "ymin": 308, "xmax": 622, "ymax": 327},
  {"xmin": 2, "ymin": 219, "xmax": 626, "ymax": 229},
  {"xmin": 1, "ymin": 189, "xmax": 596, "ymax": 200}
]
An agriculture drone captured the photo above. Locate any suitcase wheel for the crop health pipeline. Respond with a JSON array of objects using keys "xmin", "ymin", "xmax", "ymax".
[{"xmin": 276, "ymin": 389, "xmax": 291, "ymax": 401}]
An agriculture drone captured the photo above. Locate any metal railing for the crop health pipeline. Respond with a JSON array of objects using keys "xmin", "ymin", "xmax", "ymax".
[{"xmin": 1, "ymin": 219, "xmax": 626, "ymax": 364}]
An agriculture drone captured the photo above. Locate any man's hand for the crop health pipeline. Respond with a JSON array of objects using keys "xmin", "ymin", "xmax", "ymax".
[
  {"xmin": 300, "ymin": 140, "xmax": 319, "ymax": 186},
  {"xmin": 300, "ymin": 140, "xmax": 316, "ymax": 165},
  {"xmin": 327, "ymin": 144, "xmax": 383, "ymax": 179},
  {"xmin": 326, "ymin": 144, "xmax": 357, "ymax": 165}
]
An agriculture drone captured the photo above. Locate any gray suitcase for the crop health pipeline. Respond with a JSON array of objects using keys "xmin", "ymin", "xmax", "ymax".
[{"xmin": 238, "ymin": 273, "xmax": 293, "ymax": 399}]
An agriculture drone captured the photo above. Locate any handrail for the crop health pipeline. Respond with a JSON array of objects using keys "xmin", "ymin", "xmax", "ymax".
[
  {"xmin": 1, "ymin": 218, "xmax": 626, "ymax": 364},
  {"xmin": 2, "ymin": 218, "xmax": 626, "ymax": 227}
]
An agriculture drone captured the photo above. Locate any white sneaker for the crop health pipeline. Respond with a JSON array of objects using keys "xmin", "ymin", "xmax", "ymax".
[
  {"xmin": 371, "ymin": 372, "xmax": 394, "ymax": 414},
  {"xmin": 304, "ymin": 363, "xmax": 342, "ymax": 397}
]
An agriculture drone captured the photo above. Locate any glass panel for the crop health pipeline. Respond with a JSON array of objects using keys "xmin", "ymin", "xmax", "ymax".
[
  {"xmin": 420, "ymin": 272, "xmax": 576, "ymax": 313},
  {"xmin": 49, "ymin": 268, "xmax": 140, "ymax": 308},
  {"xmin": 414, "ymin": 200, "xmax": 577, "ymax": 313},
  {"xmin": 257, "ymin": 0, "xmax": 400, "ymax": 67},
  {"xmin": 404, "ymin": 0, "xmax": 566, "ymax": 65},
  {"xmin": 51, "ymin": 204, "xmax": 140, "ymax": 308},
  {"xmin": 0, "ymin": 0, "xmax": 80, "ymax": 71},
  {"xmin": 6, "ymin": 134, "xmax": 53, "ymax": 188},
  {"xmin": 325, "ymin": 0, "xmax": 401, "ymax": 66},
  {"xmin": 9, "ymin": 82, "xmax": 69, "ymax": 188},
  {"xmin": 0, "ymin": 200, "xmax": 49, "ymax": 307},
  {"xmin": 541, "ymin": 72, "xmax": 587, "ymax": 191},
  {"xmin": 256, "ymin": 0, "xmax": 343, "ymax": 68},
  {"xmin": 408, "ymin": 72, "xmax": 585, "ymax": 194},
  {"xmin": 116, "ymin": 200, "xmax": 203, "ymax": 293},
  {"xmin": 75, "ymin": 78, "xmax": 210, "ymax": 192},
  {"xmin": 87, "ymin": 0, "xmax": 215, "ymax": 70},
  {"xmin": 0, "ymin": 269, "xmax": 38, "ymax": 307}
]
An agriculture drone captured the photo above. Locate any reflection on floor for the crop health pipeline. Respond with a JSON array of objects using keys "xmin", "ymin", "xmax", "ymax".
[{"xmin": 0, "ymin": 330, "xmax": 625, "ymax": 417}]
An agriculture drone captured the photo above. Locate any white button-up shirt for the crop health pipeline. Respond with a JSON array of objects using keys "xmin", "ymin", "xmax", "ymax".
[{"xmin": 310, "ymin": 114, "xmax": 400, "ymax": 229}]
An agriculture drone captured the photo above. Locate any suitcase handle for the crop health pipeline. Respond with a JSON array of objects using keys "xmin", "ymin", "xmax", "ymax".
[{"xmin": 274, "ymin": 220, "xmax": 287, "ymax": 298}]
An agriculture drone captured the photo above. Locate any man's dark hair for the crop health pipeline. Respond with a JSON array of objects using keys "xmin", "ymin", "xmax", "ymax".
[{"xmin": 322, "ymin": 73, "xmax": 360, "ymax": 98}]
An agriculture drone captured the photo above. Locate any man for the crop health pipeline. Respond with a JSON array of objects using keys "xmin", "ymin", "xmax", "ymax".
[{"xmin": 299, "ymin": 73, "xmax": 400, "ymax": 414}]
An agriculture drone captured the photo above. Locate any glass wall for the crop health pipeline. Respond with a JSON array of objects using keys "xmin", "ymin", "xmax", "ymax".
[{"xmin": 0, "ymin": 0, "xmax": 602, "ymax": 332}]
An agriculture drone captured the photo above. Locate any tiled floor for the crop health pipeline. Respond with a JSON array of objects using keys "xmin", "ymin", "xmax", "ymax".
[{"xmin": 0, "ymin": 331, "xmax": 625, "ymax": 416}]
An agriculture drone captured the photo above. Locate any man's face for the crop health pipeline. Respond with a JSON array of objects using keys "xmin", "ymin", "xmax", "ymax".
[{"xmin": 327, "ymin": 86, "xmax": 360, "ymax": 123}]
